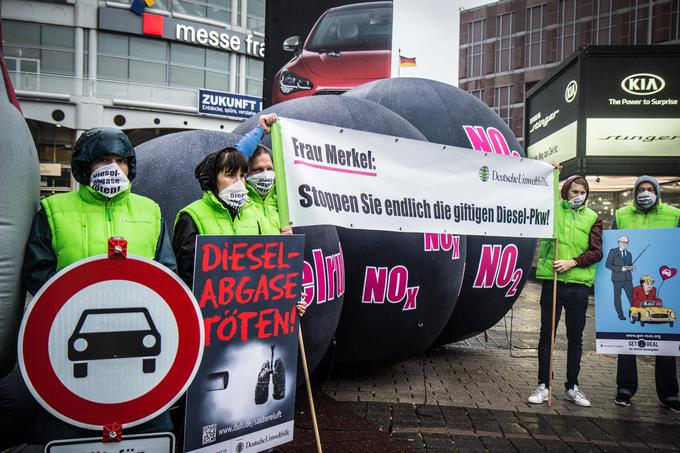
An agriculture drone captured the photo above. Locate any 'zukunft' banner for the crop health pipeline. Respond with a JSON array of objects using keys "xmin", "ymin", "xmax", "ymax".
[
  {"xmin": 273, "ymin": 118, "xmax": 556, "ymax": 238},
  {"xmin": 198, "ymin": 89, "xmax": 262, "ymax": 120},
  {"xmin": 184, "ymin": 235, "xmax": 304, "ymax": 453},
  {"xmin": 595, "ymin": 229, "xmax": 680, "ymax": 356}
]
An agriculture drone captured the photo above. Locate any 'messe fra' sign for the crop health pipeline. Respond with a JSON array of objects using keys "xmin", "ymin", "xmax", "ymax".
[{"xmin": 175, "ymin": 24, "xmax": 265, "ymax": 57}]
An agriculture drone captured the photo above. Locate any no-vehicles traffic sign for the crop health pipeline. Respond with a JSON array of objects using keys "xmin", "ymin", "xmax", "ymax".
[{"xmin": 18, "ymin": 254, "xmax": 204, "ymax": 430}]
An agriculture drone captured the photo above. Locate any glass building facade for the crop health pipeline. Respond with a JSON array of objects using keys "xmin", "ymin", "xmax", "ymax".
[{"xmin": 2, "ymin": 0, "xmax": 266, "ymax": 197}]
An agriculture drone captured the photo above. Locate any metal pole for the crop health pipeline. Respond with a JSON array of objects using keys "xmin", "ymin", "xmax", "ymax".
[{"xmin": 547, "ymin": 239, "xmax": 559, "ymax": 406}]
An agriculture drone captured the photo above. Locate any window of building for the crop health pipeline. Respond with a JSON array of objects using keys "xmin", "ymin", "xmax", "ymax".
[
  {"xmin": 247, "ymin": 0, "xmax": 266, "ymax": 34},
  {"xmin": 629, "ymin": 0, "xmax": 651, "ymax": 44},
  {"xmin": 494, "ymin": 85, "xmax": 512, "ymax": 128},
  {"xmin": 172, "ymin": 0, "xmax": 231, "ymax": 24},
  {"xmin": 469, "ymin": 89, "xmax": 484, "ymax": 100},
  {"xmin": 495, "ymin": 12, "xmax": 513, "ymax": 73},
  {"xmin": 592, "ymin": 0, "xmax": 613, "ymax": 44},
  {"xmin": 2, "ymin": 20, "xmax": 75, "ymax": 78},
  {"xmin": 111, "ymin": 0, "xmax": 168, "ymax": 10},
  {"xmin": 672, "ymin": 0, "xmax": 680, "ymax": 41},
  {"xmin": 558, "ymin": 0, "xmax": 577, "ymax": 59},
  {"xmin": 98, "ymin": 33, "xmax": 231, "ymax": 92},
  {"xmin": 467, "ymin": 19, "xmax": 485, "ymax": 78},
  {"xmin": 525, "ymin": 5, "xmax": 545, "ymax": 67},
  {"xmin": 245, "ymin": 57, "xmax": 263, "ymax": 97}
]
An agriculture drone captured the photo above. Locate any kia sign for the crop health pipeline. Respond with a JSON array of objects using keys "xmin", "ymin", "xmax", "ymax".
[
  {"xmin": 526, "ymin": 57, "xmax": 579, "ymax": 163},
  {"xmin": 620, "ymin": 73, "xmax": 666, "ymax": 96},
  {"xmin": 198, "ymin": 89, "xmax": 262, "ymax": 120},
  {"xmin": 526, "ymin": 45, "xmax": 680, "ymax": 176}
]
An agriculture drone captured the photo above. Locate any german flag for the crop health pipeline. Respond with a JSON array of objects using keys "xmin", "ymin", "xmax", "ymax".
[{"xmin": 399, "ymin": 55, "xmax": 417, "ymax": 67}]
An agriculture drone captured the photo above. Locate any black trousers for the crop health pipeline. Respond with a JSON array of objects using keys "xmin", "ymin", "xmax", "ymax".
[
  {"xmin": 617, "ymin": 354, "xmax": 679, "ymax": 402},
  {"xmin": 612, "ymin": 280, "xmax": 634, "ymax": 317},
  {"xmin": 537, "ymin": 280, "xmax": 590, "ymax": 390}
]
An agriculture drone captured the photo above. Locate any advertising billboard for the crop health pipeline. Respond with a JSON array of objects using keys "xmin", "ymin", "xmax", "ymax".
[
  {"xmin": 526, "ymin": 58, "xmax": 579, "ymax": 164},
  {"xmin": 584, "ymin": 53, "xmax": 680, "ymax": 158},
  {"xmin": 525, "ymin": 45, "xmax": 680, "ymax": 176}
]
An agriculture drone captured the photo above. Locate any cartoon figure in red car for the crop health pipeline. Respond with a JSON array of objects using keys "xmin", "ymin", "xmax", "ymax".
[{"xmin": 629, "ymin": 275, "xmax": 676, "ymax": 327}]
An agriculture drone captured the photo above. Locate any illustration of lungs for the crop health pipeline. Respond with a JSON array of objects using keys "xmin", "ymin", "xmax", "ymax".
[
  {"xmin": 272, "ymin": 358, "xmax": 286, "ymax": 400},
  {"xmin": 254, "ymin": 361, "xmax": 271, "ymax": 405}
]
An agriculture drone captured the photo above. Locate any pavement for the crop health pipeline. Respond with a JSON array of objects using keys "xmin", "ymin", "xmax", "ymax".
[{"xmin": 283, "ymin": 280, "xmax": 680, "ymax": 452}]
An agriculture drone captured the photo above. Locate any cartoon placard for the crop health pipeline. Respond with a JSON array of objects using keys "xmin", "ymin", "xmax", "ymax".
[{"xmin": 595, "ymin": 228, "xmax": 680, "ymax": 356}]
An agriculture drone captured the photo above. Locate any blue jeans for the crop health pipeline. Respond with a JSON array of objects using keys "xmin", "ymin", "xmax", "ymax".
[{"xmin": 537, "ymin": 280, "xmax": 589, "ymax": 390}]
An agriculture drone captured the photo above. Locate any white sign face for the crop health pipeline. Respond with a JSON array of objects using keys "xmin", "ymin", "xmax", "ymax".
[
  {"xmin": 48, "ymin": 280, "xmax": 179, "ymax": 404},
  {"xmin": 19, "ymin": 255, "xmax": 204, "ymax": 430},
  {"xmin": 586, "ymin": 118, "xmax": 680, "ymax": 157},
  {"xmin": 40, "ymin": 163, "xmax": 62, "ymax": 176},
  {"xmin": 46, "ymin": 433, "xmax": 175, "ymax": 453},
  {"xmin": 528, "ymin": 121, "xmax": 578, "ymax": 163},
  {"xmin": 274, "ymin": 117, "xmax": 555, "ymax": 239}
]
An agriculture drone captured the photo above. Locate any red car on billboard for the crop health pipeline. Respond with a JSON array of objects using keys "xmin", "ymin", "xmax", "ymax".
[{"xmin": 272, "ymin": 1, "xmax": 392, "ymax": 105}]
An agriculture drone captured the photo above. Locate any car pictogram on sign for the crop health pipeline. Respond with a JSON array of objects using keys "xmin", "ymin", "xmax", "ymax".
[{"xmin": 68, "ymin": 307, "xmax": 162, "ymax": 378}]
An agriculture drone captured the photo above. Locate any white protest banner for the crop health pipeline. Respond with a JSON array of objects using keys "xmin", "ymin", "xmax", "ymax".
[{"xmin": 272, "ymin": 118, "xmax": 556, "ymax": 238}]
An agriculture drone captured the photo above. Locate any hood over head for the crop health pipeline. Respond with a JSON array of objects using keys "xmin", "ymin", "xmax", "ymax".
[
  {"xmin": 561, "ymin": 175, "xmax": 590, "ymax": 203},
  {"xmin": 71, "ymin": 128, "xmax": 136, "ymax": 185},
  {"xmin": 634, "ymin": 175, "xmax": 661, "ymax": 211}
]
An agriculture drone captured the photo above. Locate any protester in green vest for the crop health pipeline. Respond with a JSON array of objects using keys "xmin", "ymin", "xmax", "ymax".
[
  {"xmin": 242, "ymin": 114, "xmax": 292, "ymax": 235},
  {"xmin": 612, "ymin": 175, "xmax": 680, "ymax": 412},
  {"xmin": 528, "ymin": 174, "xmax": 603, "ymax": 407},
  {"xmin": 19, "ymin": 127, "xmax": 176, "ymax": 446},
  {"xmin": 173, "ymin": 147, "xmax": 259, "ymax": 286}
]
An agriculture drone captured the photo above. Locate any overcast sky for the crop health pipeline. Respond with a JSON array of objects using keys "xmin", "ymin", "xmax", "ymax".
[{"xmin": 391, "ymin": 0, "xmax": 496, "ymax": 86}]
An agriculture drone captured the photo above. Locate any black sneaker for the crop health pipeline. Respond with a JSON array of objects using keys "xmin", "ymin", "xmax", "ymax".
[
  {"xmin": 659, "ymin": 400, "xmax": 680, "ymax": 413},
  {"xmin": 615, "ymin": 393, "xmax": 631, "ymax": 407}
]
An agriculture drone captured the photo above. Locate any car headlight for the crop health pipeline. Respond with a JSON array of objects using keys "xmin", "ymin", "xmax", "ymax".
[
  {"xmin": 143, "ymin": 334, "xmax": 157, "ymax": 348},
  {"xmin": 670, "ymin": 310, "xmax": 676, "ymax": 319},
  {"xmin": 74, "ymin": 338, "xmax": 88, "ymax": 352},
  {"xmin": 643, "ymin": 310, "xmax": 650, "ymax": 318},
  {"xmin": 279, "ymin": 70, "xmax": 313, "ymax": 94}
]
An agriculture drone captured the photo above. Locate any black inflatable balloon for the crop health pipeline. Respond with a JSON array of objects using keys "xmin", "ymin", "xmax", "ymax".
[
  {"xmin": 235, "ymin": 95, "xmax": 468, "ymax": 366},
  {"xmin": 345, "ymin": 78, "xmax": 536, "ymax": 344},
  {"xmin": 233, "ymin": 95, "xmax": 427, "ymax": 143},
  {"xmin": 293, "ymin": 225, "xmax": 344, "ymax": 383},
  {"xmin": 0, "ymin": 64, "xmax": 40, "ymax": 377},
  {"xmin": 333, "ymin": 228, "xmax": 466, "ymax": 366},
  {"xmin": 134, "ymin": 130, "xmax": 243, "ymax": 234}
]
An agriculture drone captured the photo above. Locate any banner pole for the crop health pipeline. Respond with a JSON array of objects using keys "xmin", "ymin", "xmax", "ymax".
[
  {"xmin": 298, "ymin": 325, "xmax": 322, "ymax": 453},
  {"xmin": 271, "ymin": 121, "xmax": 291, "ymax": 229},
  {"xmin": 547, "ymin": 238, "xmax": 559, "ymax": 407}
]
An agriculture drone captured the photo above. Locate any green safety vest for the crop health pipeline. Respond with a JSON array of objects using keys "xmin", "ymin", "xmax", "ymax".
[
  {"xmin": 240, "ymin": 184, "xmax": 281, "ymax": 235},
  {"xmin": 615, "ymin": 201, "xmax": 680, "ymax": 230},
  {"xmin": 177, "ymin": 191, "xmax": 261, "ymax": 235},
  {"xmin": 536, "ymin": 200, "xmax": 598, "ymax": 286},
  {"xmin": 41, "ymin": 185, "xmax": 161, "ymax": 271}
]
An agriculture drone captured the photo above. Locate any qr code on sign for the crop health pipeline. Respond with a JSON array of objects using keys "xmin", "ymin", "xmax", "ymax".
[{"xmin": 202, "ymin": 423, "xmax": 217, "ymax": 445}]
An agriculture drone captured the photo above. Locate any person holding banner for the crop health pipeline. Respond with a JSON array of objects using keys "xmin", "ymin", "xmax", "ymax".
[
  {"xmin": 611, "ymin": 176, "xmax": 680, "ymax": 412},
  {"xmin": 237, "ymin": 114, "xmax": 291, "ymax": 235},
  {"xmin": 528, "ymin": 175, "xmax": 603, "ymax": 407},
  {"xmin": 17, "ymin": 127, "xmax": 176, "ymax": 446}
]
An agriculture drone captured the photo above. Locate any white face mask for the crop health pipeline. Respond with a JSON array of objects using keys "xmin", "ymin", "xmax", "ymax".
[
  {"xmin": 637, "ymin": 190, "xmax": 657, "ymax": 209},
  {"xmin": 568, "ymin": 194, "xmax": 586, "ymax": 209},
  {"xmin": 218, "ymin": 180, "xmax": 248, "ymax": 211},
  {"xmin": 246, "ymin": 170, "xmax": 275, "ymax": 196},
  {"xmin": 90, "ymin": 162, "xmax": 130, "ymax": 198}
]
